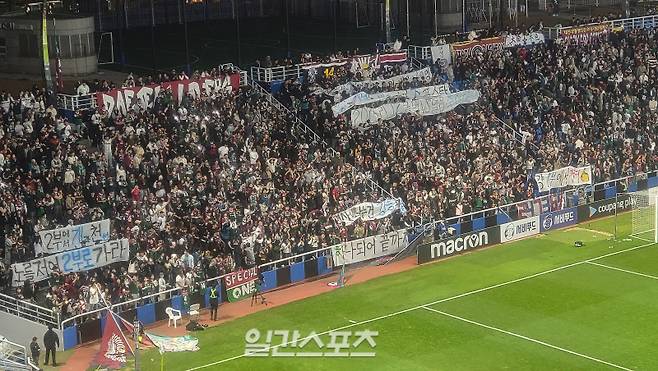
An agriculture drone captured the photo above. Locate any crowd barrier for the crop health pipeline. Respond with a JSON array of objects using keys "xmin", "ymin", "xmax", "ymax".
[{"xmin": 58, "ymin": 255, "xmax": 334, "ymax": 350}]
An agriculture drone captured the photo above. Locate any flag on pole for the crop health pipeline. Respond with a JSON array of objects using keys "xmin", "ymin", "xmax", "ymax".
[{"xmin": 95, "ymin": 312, "xmax": 133, "ymax": 369}]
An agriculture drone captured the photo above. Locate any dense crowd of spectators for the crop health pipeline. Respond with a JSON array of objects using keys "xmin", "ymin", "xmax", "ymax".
[
  {"xmin": 1, "ymin": 18, "xmax": 657, "ymax": 322},
  {"xmin": 283, "ymin": 27, "xmax": 657, "ymax": 225}
]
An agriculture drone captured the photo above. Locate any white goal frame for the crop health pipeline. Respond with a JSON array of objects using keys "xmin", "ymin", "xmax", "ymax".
[{"xmin": 621, "ymin": 191, "xmax": 658, "ymax": 243}]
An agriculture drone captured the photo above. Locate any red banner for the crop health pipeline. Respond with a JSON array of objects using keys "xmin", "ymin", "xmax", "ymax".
[
  {"xmin": 451, "ymin": 37, "xmax": 506, "ymax": 58},
  {"xmin": 97, "ymin": 73, "xmax": 240, "ymax": 116},
  {"xmin": 559, "ymin": 23, "xmax": 610, "ymax": 45},
  {"xmin": 223, "ymin": 267, "xmax": 259, "ymax": 290},
  {"xmin": 96, "ymin": 313, "xmax": 133, "ymax": 369}
]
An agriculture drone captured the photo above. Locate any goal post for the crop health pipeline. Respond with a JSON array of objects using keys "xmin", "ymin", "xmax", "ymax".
[{"xmin": 623, "ymin": 190, "xmax": 658, "ymax": 243}]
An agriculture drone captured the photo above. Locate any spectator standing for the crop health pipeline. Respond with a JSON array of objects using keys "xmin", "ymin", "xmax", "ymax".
[{"xmin": 43, "ymin": 325, "xmax": 59, "ymax": 366}]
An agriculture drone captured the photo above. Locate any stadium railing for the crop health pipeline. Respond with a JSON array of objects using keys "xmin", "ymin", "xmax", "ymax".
[
  {"xmin": 6, "ymin": 171, "xmax": 653, "ymax": 350},
  {"xmin": 543, "ymin": 14, "xmax": 658, "ymax": 40},
  {"xmin": 0, "ymin": 292, "xmax": 59, "ymax": 329},
  {"xmin": 57, "ymin": 93, "xmax": 97, "ymax": 111},
  {"xmin": 0, "ymin": 336, "xmax": 35, "ymax": 371},
  {"xmin": 249, "ymin": 49, "xmax": 410, "ymax": 84}
]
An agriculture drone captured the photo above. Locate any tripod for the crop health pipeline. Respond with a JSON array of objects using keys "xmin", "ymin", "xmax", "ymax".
[{"xmin": 251, "ymin": 283, "xmax": 268, "ymax": 306}]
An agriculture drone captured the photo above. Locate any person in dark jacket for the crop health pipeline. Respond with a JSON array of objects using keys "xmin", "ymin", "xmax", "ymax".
[
  {"xmin": 209, "ymin": 283, "xmax": 219, "ymax": 321},
  {"xmin": 29, "ymin": 337, "xmax": 40, "ymax": 366},
  {"xmin": 43, "ymin": 325, "xmax": 59, "ymax": 366}
]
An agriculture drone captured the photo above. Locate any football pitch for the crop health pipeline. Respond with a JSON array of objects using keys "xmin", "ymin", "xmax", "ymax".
[{"xmin": 139, "ymin": 214, "xmax": 658, "ymax": 370}]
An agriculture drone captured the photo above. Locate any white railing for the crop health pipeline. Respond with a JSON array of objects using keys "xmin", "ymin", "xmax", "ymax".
[
  {"xmin": 0, "ymin": 293, "xmax": 59, "ymax": 328},
  {"xmin": 544, "ymin": 15, "xmax": 658, "ymax": 40},
  {"xmin": 0, "ymin": 336, "xmax": 31, "ymax": 371},
  {"xmin": 57, "ymin": 93, "xmax": 97, "ymax": 111},
  {"xmin": 408, "ymin": 45, "xmax": 432, "ymax": 60}
]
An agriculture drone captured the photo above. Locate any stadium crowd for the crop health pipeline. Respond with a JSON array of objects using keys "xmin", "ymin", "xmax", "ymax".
[
  {"xmin": 0, "ymin": 19, "xmax": 657, "ymax": 322},
  {"xmin": 282, "ymin": 27, "xmax": 657, "ymax": 225}
]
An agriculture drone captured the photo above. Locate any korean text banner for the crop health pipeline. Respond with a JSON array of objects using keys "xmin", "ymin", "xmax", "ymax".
[
  {"xmin": 97, "ymin": 74, "xmax": 240, "ymax": 116},
  {"xmin": 331, "ymin": 228, "xmax": 407, "ymax": 266},
  {"xmin": 559, "ymin": 23, "xmax": 610, "ymax": 45},
  {"xmin": 351, "ymin": 90, "xmax": 480, "ymax": 128},
  {"xmin": 333, "ymin": 198, "xmax": 407, "ymax": 225},
  {"xmin": 534, "ymin": 165, "xmax": 592, "ymax": 193},
  {"xmin": 37, "ymin": 219, "xmax": 111, "ymax": 255},
  {"xmin": 500, "ymin": 216, "xmax": 540, "ymax": 243},
  {"xmin": 12, "ymin": 239, "xmax": 130, "ymax": 286},
  {"xmin": 332, "ymin": 85, "xmax": 450, "ymax": 116}
]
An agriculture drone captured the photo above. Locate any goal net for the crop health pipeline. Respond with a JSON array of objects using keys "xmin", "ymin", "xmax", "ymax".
[{"xmin": 630, "ymin": 190, "xmax": 658, "ymax": 242}]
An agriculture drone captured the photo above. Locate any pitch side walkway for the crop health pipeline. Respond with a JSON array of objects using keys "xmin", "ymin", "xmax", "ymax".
[{"xmin": 60, "ymin": 257, "xmax": 417, "ymax": 370}]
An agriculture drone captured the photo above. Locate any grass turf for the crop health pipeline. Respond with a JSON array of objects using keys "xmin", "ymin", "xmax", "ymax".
[{"xmin": 132, "ymin": 214, "xmax": 658, "ymax": 370}]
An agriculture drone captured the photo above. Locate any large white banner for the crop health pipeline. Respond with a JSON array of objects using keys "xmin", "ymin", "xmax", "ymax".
[
  {"xmin": 331, "ymin": 229, "xmax": 407, "ymax": 266},
  {"xmin": 504, "ymin": 32, "xmax": 546, "ymax": 48},
  {"xmin": 333, "ymin": 198, "xmax": 407, "ymax": 225},
  {"xmin": 500, "ymin": 216, "xmax": 540, "ymax": 243},
  {"xmin": 38, "ymin": 219, "xmax": 111, "ymax": 255},
  {"xmin": 332, "ymin": 84, "xmax": 450, "ymax": 116},
  {"xmin": 351, "ymin": 89, "xmax": 480, "ymax": 128},
  {"xmin": 534, "ymin": 166, "xmax": 592, "ymax": 193},
  {"xmin": 11, "ymin": 239, "xmax": 130, "ymax": 286},
  {"xmin": 331, "ymin": 68, "xmax": 433, "ymax": 97},
  {"xmin": 430, "ymin": 44, "xmax": 452, "ymax": 67}
]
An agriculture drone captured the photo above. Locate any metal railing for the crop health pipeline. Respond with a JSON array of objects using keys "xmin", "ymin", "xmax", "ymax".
[
  {"xmin": 0, "ymin": 336, "xmax": 32, "ymax": 371},
  {"xmin": 0, "ymin": 293, "xmax": 59, "ymax": 328},
  {"xmin": 408, "ymin": 45, "xmax": 433, "ymax": 60},
  {"xmin": 57, "ymin": 93, "xmax": 97, "ymax": 111},
  {"xmin": 544, "ymin": 15, "xmax": 658, "ymax": 40},
  {"xmin": 248, "ymin": 76, "xmax": 394, "ymax": 200},
  {"xmin": 48, "ymin": 169, "xmax": 658, "ymax": 331}
]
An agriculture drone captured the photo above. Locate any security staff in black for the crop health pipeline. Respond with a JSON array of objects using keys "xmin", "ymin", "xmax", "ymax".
[
  {"xmin": 43, "ymin": 325, "xmax": 59, "ymax": 366},
  {"xmin": 209, "ymin": 285, "xmax": 219, "ymax": 321},
  {"xmin": 30, "ymin": 337, "xmax": 40, "ymax": 366}
]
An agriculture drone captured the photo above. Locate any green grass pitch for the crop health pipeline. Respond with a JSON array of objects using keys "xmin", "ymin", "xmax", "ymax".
[{"xmin": 135, "ymin": 214, "xmax": 658, "ymax": 370}]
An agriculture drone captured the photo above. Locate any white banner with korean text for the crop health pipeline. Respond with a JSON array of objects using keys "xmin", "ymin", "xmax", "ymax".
[
  {"xmin": 534, "ymin": 165, "xmax": 592, "ymax": 193},
  {"xmin": 350, "ymin": 89, "xmax": 480, "ymax": 128},
  {"xmin": 37, "ymin": 219, "xmax": 111, "ymax": 255},
  {"xmin": 333, "ymin": 198, "xmax": 407, "ymax": 225},
  {"xmin": 330, "ymin": 67, "xmax": 433, "ymax": 98},
  {"xmin": 11, "ymin": 239, "xmax": 130, "ymax": 286},
  {"xmin": 332, "ymin": 84, "xmax": 450, "ymax": 116},
  {"xmin": 331, "ymin": 229, "xmax": 408, "ymax": 266}
]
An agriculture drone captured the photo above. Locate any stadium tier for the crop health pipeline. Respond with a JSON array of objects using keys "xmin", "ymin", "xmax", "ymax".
[{"xmin": 0, "ymin": 12, "xmax": 658, "ymax": 370}]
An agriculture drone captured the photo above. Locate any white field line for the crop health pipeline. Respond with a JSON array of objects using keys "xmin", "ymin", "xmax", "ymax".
[
  {"xmin": 421, "ymin": 307, "xmax": 633, "ymax": 371},
  {"xmin": 587, "ymin": 261, "xmax": 658, "ymax": 281},
  {"xmin": 571, "ymin": 226, "xmax": 615, "ymax": 237},
  {"xmin": 187, "ymin": 241, "xmax": 654, "ymax": 370}
]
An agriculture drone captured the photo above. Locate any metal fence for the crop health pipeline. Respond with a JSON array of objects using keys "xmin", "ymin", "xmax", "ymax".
[
  {"xmin": 0, "ymin": 293, "xmax": 59, "ymax": 329},
  {"xmin": 544, "ymin": 14, "xmax": 658, "ymax": 40},
  {"xmin": 0, "ymin": 336, "xmax": 34, "ymax": 371}
]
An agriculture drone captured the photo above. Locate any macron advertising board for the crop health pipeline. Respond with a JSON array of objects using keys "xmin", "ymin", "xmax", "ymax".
[{"xmin": 417, "ymin": 226, "xmax": 500, "ymax": 264}]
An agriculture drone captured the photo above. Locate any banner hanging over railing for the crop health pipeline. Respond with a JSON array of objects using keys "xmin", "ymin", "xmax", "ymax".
[
  {"xmin": 332, "ymin": 84, "xmax": 450, "ymax": 116},
  {"xmin": 333, "ymin": 198, "xmax": 407, "ymax": 225},
  {"xmin": 37, "ymin": 219, "xmax": 111, "ymax": 255},
  {"xmin": 11, "ymin": 239, "xmax": 130, "ymax": 286},
  {"xmin": 223, "ymin": 267, "xmax": 259, "ymax": 302},
  {"xmin": 350, "ymin": 89, "xmax": 480, "ymax": 128},
  {"xmin": 331, "ymin": 228, "xmax": 407, "ymax": 266},
  {"xmin": 97, "ymin": 74, "xmax": 240, "ymax": 116},
  {"xmin": 558, "ymin": 23, "xmax": 610, "ymax": 45},
  {"xmin": 534, "ymin": 165, "xmax": 592, "ymax": 193}
]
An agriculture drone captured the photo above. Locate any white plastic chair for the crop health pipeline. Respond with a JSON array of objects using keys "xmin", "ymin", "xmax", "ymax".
[
  {"xmin": 166, "ymin": 307, "xmax": 182, "ymax": 328},
  {"xmin": 189, "ymin": 304, "xmax": 200, "ymax": 321}
]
